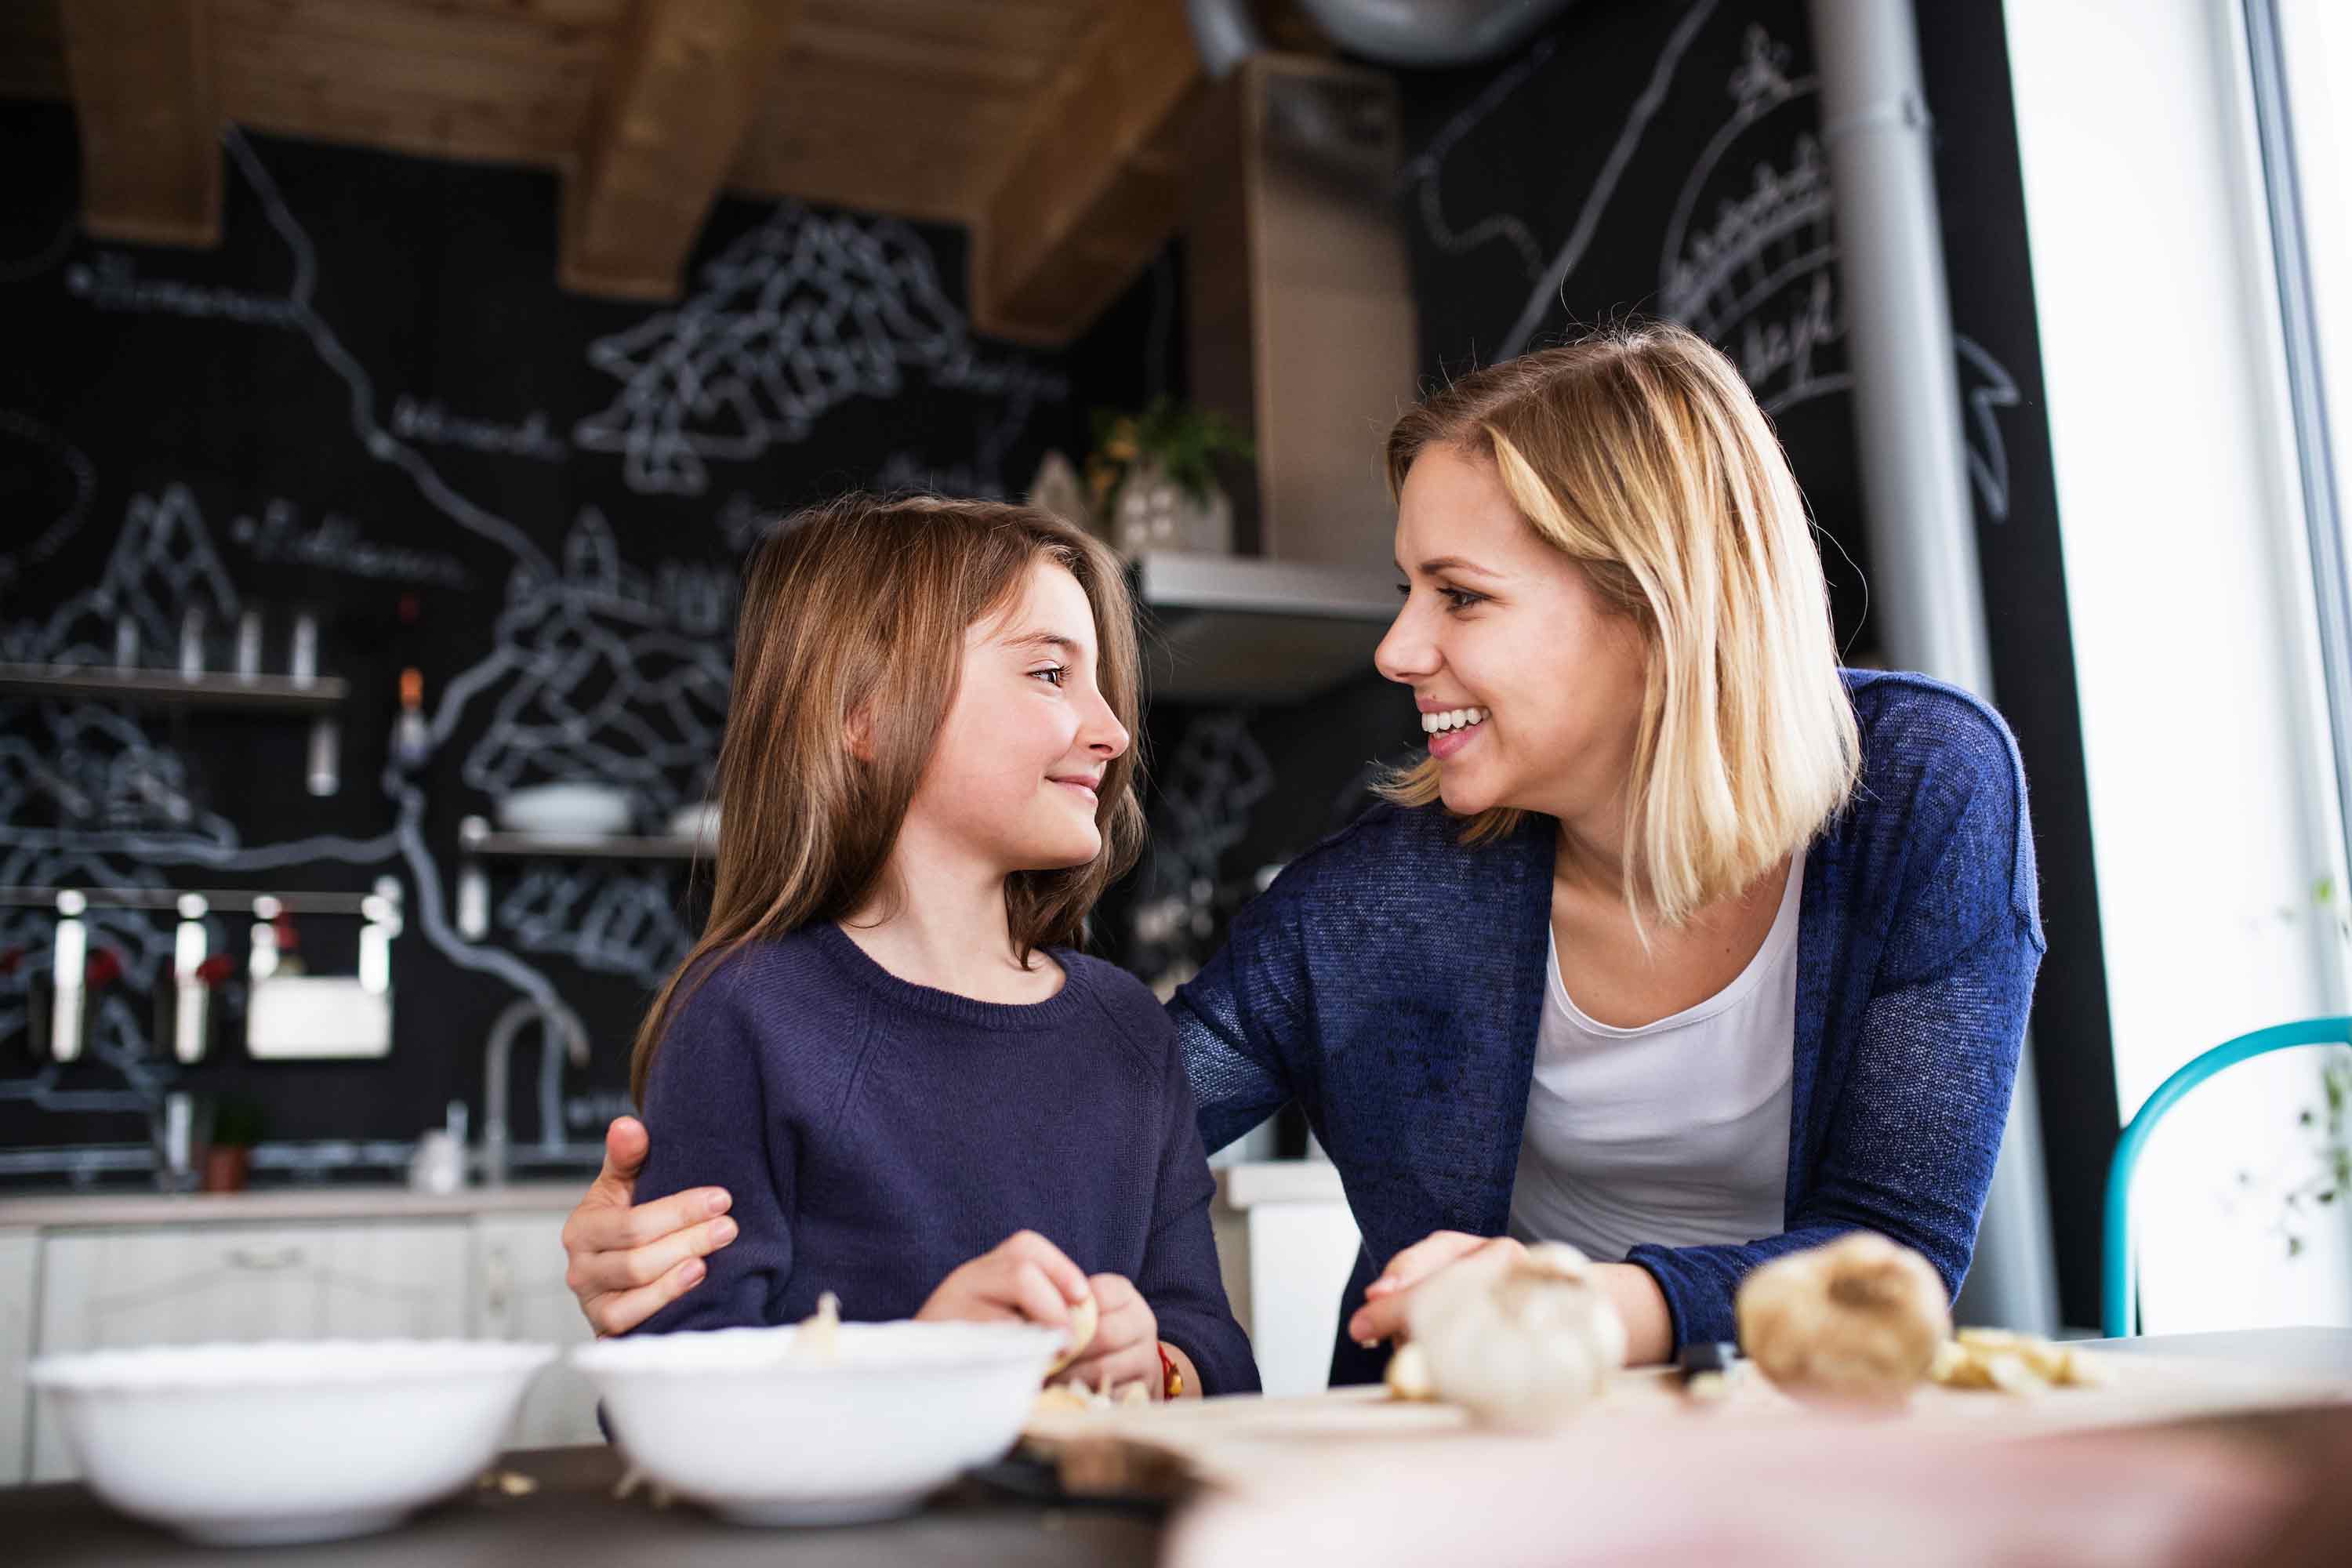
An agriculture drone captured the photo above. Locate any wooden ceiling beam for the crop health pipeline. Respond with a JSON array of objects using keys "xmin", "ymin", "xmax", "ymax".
[
  {"xmin": 970, "ymin": 0, "xmax": 1204, "ymax": 347},
  {"xmin": 59, "ymin": 0, "xmax": 222, "ymax": 248},
  {"xmin": 558, "ymin": 0, "xmax": 794, "ymax": 301}
]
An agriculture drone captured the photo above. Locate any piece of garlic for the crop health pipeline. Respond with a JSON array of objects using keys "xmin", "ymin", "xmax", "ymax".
[
  {"xmin": 1047, "ymin": 1294, "xmax": 1100, "ymax": 1377},
  {"xmin": 789, "ymin": 1290, "xmax": 842, "ymax": 1364},
  {"xmin": 1384, "ymin": 1341, "xmax": 1436, "ymax": 1402},
  {"xmin": 1735, "ymin": 1233, "xmax": 1951, "ymax": 1407},
  {"xmin": 1404, "ymin": 1241, "xmax": 1627, "ymax": 1430}
]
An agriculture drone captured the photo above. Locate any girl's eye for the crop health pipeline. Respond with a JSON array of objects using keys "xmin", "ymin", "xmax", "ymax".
[
  {"xmin": 1440, "ymin": 587, "xmax": 1485, "ymax": 612},
  {"xmin": 1030, "ymin": 665, "xmax": 1068, "ymax": 688}
]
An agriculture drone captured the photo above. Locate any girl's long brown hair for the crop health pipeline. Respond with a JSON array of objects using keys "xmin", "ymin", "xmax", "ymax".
[{"xmin": 630, "ymin": 493, "xmax": 1146, "ymax": 1102}]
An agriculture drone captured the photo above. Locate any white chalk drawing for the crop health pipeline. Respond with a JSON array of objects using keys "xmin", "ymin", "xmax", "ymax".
[
  {"xmin": 1402, "ymin": 35, "xmax": 1560, "ymax": 282},
  {"xmin": 231, "ymin": 496, "xmax": 477, "ymax": 589},
  {"xmin": 1498, "ymin": 0, "xmax": 1722, "ymax": 358},
  {"xmin": 390, "ymin": 397, "xmax": 570, "ymax": 463},
  {"xmin": 496, "ymin": 862, "xmax": 699, "ymax": 989},
  {"xmin": 1411, "ymin": 11, "xmax": 2020, "ymax": 523},
  {"xmin": 1955, "ymin": 332, "xmax": 2021, "ymax": 524},
  {"xmin": 572, "ymin": 202, "xmax": 1069, "ymax": 497},
  {"xmin": 1658, "ymin": 26, "xmax": 1843, "ymax": 415},
  {"xmin": 63, "ymin": 251, "xmax": 300, "ymax": 327},
  {"xmin": 5, "ymin": 125, "xmax": 1088, "ymax": 1176},
  {"xmin": 0, "ymin": 411, "xmax": 96, "ymax": 594}
]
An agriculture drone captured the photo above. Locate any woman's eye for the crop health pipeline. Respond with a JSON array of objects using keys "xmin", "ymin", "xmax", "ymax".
[
  {"xmin": 1441, "ymin": 588, "xmax": 1485, "ymax": 612},
  {"xmin": 1030, "ymin": 665, "xmax": 1068, "ymax": 688}
]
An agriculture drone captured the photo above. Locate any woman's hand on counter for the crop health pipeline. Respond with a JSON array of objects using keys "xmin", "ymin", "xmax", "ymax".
[
  {"xmin": 562, "ymin": 1116, "xmax": 737, "ymax": 1337},
  {"xmin": 1345, "ymin": 1230, "xmax": 1673, "ymax": 1365},
  {"xmin": 1346, "ymin": 1231, "xmax": 1520, "ymax": 1346}
]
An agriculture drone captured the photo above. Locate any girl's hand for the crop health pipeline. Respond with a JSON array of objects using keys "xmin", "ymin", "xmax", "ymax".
[
  {"xmin": 1058, "ymin": 1273, "xmax": 1163, "ymax": 1399},
  {"xmin": 1345, "ymin": 1231, "xmax": 1524, "ymax": 1346},
  {"xmin": 916, "ymin": 1231, "xmax": 1094, "ymax": 1351}
]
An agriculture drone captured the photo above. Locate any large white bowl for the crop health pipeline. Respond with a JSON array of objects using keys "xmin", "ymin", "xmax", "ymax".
[
  {"xmin": 573, "ymin": 1319, "xmax": 1062, "ymax": 1526},
  {"xmin": 31, "ymin": 1340, "xmax": 555, "ymax": 1546}
]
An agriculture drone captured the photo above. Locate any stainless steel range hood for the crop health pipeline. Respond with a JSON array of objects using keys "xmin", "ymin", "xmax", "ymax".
[{"xmin": 1138, "ymin": 53, "xmax": 1420, "ymax": 704}]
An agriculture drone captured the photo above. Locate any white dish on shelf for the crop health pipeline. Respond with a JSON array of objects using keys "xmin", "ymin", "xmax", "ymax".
[
  {"xmin": 572, "ymin": 1319, "xmax": 1061, "ymax": 1526},
  {"xmin": 494, "ymin": 782, "xmax": 633, "ymax": 837},
  {"xmin": 30, "ymin": 1339, "xmax": 554, "ymax": 1546},
  {"xmin": 666, "ymin": 800, "xmax": 720, "ymax": 844}
]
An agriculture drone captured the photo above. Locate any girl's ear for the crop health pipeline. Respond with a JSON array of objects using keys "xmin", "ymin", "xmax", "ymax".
[{"xmin": 844, "ymin": 706, "xmax": 875, "ymax": 764}]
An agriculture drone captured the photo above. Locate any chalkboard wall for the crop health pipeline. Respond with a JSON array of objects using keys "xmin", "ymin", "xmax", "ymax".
[
  {"xmin": 2, "ymin": 2, "xmax": 2114, "ymax": 1325},
  {"xmin": 0, "ymin": 101, "xmax": 1183, "ymax": 1180}
]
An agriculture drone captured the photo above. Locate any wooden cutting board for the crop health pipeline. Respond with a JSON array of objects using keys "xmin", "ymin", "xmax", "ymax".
[{"xmin": 1021, "ymin": 1352, "xmax": 2352, "ymax": 1500}]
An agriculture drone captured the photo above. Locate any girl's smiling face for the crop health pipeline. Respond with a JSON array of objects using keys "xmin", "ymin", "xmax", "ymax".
[
  {"xmin": 907, "ymin": 558, "xmax": 1131, "ymax": 875},
  {"xmin": 1374, "ymin": 443, "xmax": 1650, "ymax": 824}
]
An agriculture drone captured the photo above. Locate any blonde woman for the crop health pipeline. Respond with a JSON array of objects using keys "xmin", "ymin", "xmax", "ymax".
[{"xmin": 560, "ymin": 322, "xmax": 2043, "ymax": 1380}]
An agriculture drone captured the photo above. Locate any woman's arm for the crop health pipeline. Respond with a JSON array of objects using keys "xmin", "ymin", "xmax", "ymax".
[
  {"xmin": 1622, "ymin": 761, "xmax": 2045, "ymax": 1348},
  {"xmin": 1166, "ymin": 875, "xmax": 1312, "ymax": 1155}
]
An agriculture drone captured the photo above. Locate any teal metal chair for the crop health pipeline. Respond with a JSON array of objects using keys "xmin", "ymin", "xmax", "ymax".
[{"xmin": 2102, "ymin": 1015, "xmax": 2352, "ymax": 1338}]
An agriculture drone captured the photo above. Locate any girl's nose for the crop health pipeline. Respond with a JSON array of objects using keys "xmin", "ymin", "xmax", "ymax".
[{"xmin": 1082, "ymin": 689, "xmax": 1131, "ymax": 759}]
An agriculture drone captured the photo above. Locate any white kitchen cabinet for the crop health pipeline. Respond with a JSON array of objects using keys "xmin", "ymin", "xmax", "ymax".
[
  {"xmin": 1211, "ymin": 1163, "xmax": 1364, "ymax": 1397},
  {"xmin": 0, "ymin": 1231, "xmax": 38, "ymax": 1486},
  {"xmin": 31, "ymin": 1221, "xmax": 470, "ymax": 1481},
  {"xmin": 471, "ymin": 1213, "xmax": 601, "ymax": 1448}
]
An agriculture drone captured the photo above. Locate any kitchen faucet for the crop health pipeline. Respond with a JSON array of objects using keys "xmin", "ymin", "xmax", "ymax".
[{"xmin": 480, "ymin": 996, "xmax": 590, "ymax": 1188}]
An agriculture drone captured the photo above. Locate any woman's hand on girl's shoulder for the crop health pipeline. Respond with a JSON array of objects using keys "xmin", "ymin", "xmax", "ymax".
[{"xmin": 562, "ymin": 1116, "xmax": 739, "ymax": 1337}]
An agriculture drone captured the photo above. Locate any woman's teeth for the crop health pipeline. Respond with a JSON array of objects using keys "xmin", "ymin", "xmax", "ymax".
[{"xmin": 1421, "ymin": 707, "xmax": 1486, "ymax": 734}]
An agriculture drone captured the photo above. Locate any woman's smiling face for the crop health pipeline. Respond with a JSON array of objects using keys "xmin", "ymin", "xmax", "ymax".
[{"xmin": 1374, "ymin": 443, "xmax": 1650, "ymax": 824}]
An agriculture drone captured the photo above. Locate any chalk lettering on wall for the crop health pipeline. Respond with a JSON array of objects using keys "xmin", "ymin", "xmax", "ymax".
[
  {"xmin": 389, "ymin": 397, "xmax": 571, "ymax": 463},
  {"xmin": 62, "ymin": 252, "xmax": 300, "ymax": 327},
  {"xmin": 573, "ymin": 203, "xmax": 1069, "ymax": 497},
  {"xmin": 230, "ymin": 497, "xmax": 477, "ymax": 590}
]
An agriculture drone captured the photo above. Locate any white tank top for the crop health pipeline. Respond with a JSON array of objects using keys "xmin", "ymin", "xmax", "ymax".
[{"xmin": 1505, "ymin": 850, "xmax": 1802, "ymax": 1261}]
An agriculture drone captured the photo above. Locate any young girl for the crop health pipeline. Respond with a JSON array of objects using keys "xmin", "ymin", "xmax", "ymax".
[{"xmin": 622, "ymin": 493, "xmax": 1255, "ymax": 1400}]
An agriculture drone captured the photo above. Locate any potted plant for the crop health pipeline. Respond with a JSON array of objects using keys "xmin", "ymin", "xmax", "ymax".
[
  {"xmin": 204, "ymin": 1096, "xmax": 267, "ymax": 1192},
  {"xmin": 1085, "ymin": 397, "xmax": 1254, "ymax": 560}
]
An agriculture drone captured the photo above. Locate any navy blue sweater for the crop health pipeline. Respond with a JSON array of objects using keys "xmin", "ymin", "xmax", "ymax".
[
  {"xmin": 1173, "ymin": 669, "xmax": 2047, "ymax": 1385},
  {"xmin": 630, "ymin": 920, "xmax": 1260, "ymax": 1396}
]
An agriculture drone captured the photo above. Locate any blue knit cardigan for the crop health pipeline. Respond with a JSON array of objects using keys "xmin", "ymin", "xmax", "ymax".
[{"xmin": 1170, "ymin": 669, "xmax": 2046, "ymax": 1385}]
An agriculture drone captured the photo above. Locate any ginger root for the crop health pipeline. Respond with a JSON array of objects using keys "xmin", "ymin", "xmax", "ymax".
[{"xmin": 1735, "ymin": 1232, "xmax": 1951, "ymax": 1407}]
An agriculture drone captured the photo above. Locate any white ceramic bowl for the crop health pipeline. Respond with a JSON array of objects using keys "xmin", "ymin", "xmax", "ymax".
[
  {"xmin": 494, "ymin": 782, "xmax": 633, "ymax": 837},
  {"xmin": 572, "ymin": 1319, "xmax": 1062, "ymax": 1526},
  {"xmin": 31, "ymin": 1340, "xmax": 555, "ymax": 1547}
]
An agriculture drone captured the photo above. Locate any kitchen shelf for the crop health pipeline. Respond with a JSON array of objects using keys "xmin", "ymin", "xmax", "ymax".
[
  {"xmin": 457, "ymin": 822, "xmax": 708, "ymax": 862},
  {"xmin": 0, "ymin": 663, "xmax": 348, "ymax": 711},
  {"xmin": 1130, "ymin": 553, "xmax": 1397, "ymax": 703}
]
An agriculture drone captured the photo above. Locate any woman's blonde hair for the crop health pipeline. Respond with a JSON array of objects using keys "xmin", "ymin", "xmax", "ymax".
[
  {"xmin": 1378, "ymin": 321, "xmax": 1859, "ymax": 929},
  {"xmin": 630, "ymin": 493, "xmax": 1146, "ymax": 1102}
]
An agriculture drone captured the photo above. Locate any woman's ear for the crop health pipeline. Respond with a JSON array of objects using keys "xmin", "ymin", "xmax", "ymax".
[{"xmin": 844, "ymin": 706, "xmax": 875, "ymax": 764}]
